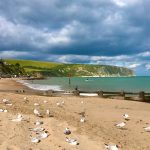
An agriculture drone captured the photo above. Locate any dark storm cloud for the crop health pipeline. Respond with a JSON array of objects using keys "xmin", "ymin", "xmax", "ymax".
[{"xmin": 0, "ymin": 0, "xmax": 149, "ymax": 75}]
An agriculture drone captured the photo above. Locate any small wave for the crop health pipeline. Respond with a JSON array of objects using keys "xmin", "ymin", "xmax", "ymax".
[{"xmin": 18, "ymin": 80, "xmax": 62, "ymax": 91}]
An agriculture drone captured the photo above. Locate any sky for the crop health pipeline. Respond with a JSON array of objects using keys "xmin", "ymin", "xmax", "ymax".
[{"xmin": 0, "ymin": 0, "xmax": 150, "ymax": 75}]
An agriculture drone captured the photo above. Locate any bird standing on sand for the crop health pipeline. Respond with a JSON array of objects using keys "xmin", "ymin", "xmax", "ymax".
[
  {"xmin": 34, "ymin": 108, "xmax": 42, "ymax": 117},
  {"xmin": 31, "ymin": 137, "xmax": 40, "ymax": 143},
  {"xmin": 46, "ymin": 109, "xmax": 50, "ymax": 116},
  {"xmin": 29, "ymin": 126, "xmax": 44, "ymax": 132},
  {"xmin": 11, "ymin": 113, "xmax": 23, "ymax": 122},
  {"xmin": 64, "ymin": 128, "xmax": 71, "ymax": 135},
  {"xmin": 80, "ymin": 117, "xmax": 85, "ymax": 123},
  {"xmin": 66, "ymin": 137, "xmax": 79, "ymax": 145},
  {"xmin": 123, "ymin": 114, "xmax": 130, "ymax": 121},
  {"xmin": 38, "ymin": 131, "xmax": 49, "ymax": 139},
  {"xmin": 34, "ymin": 120, "xmax": 43, "ymax": 126},
  {"xmin": 115, "ymin": 122, "xmax": 126, "ymax": 128},
  {"xmin": 105, "ymin": 143, "xmax": 119, "ymax": 150},
  {"xmin": 144, "ymin": 126, "xmax": 150, "ymax": 132}
]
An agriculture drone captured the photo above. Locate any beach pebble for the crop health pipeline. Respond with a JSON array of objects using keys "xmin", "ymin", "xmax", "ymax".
[{"xmin": 64, "ymin": 128, "xmax": 71, "ymax": 135}]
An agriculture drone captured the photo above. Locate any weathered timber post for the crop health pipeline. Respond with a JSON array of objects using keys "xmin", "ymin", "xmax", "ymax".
[
  {"xmin": 139, "ymin": 91, "xmax": 145, "ymax": 101},
  {"xmin": 98, "ymin": 91, "xmax": 103, "ymax": 98},
  {"xmin": 120, "ymin": 91, "xmax": 125, "ymax": 100},
  {"xmin": 73, "ymin": 90, "xmax": 80, "ymax": 96},
  {"xmin": 43, "ymin": 90, "xmax": 54, "ymax": 96}
]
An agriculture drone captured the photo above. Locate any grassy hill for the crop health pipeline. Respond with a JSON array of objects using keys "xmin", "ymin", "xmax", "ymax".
[{"xmin": 4, "ymin": 59, "xmax": 134, "ymax": 77}]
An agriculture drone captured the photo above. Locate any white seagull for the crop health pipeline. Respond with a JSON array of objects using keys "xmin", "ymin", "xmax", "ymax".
[
  {"xmin": 64, "ymin": 128, "xmax": 71, "ymax": 135},
  {"xmin": 66, "ymin": 137, "xmax": 79, "ymax": 145},
  {"xmin": 31, "ymin": 137, "xmax": 40, "ymax": 143},
  {"xmin": 34, "ymin": 103, "xmax": 39, "ymax": 106},
  {"xmin": 144, "ymin": 126, "xmax": 150, "ymax": 132},
  {"xmin": 38, "ymin": 131, "xmax": 49, "ymax": 139},
  {"xmin": 11, "ymin": 114, "xmax": 23, "ymax": 122},
  {"xmin": 29, "ymin": 126, "xmax": 44, "ymax": 132},
  {"xmin": 3, "ymin": 99, "xmax": 12, "ymax": 105},
  {"xmin": 34, "ymin": 120, "xmax": 43, "ymax": 126},
  {"xmin": 0, "ymin": 109, "xmax": 7, "ymax": 112},
  {"xmin": 123, "ymin": 114, "xmax": 130, "ymax": 121},
  {"xmin": 34, "ymin": 109, "xmax": 42, "ymax": 117},
  {"xmin": 80, "ymin": 117, "xmax": 85, "ymax": 123},
  {"xmin": 46, "ymin": 109, "xmax": 50, "ymax": 116},
  {"xmin": 105, "ymin": 143, "xmax": 119, "ymax": 150},
  {"xmin": 115, "ymin": 122, "xmax": 126, "ymax": 128}
]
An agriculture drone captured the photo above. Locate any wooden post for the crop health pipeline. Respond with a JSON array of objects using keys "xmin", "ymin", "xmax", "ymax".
[
  {"xmin": 139, "ymin": 91, "xmax": 145, "ymax": 101},
  {"xmin": 98, "ymin": 91, "xmax": 103, "ymax": 98},
  {"xmin": 120, "ymin": 91, "xmax": 125, "ymax": 100},
  {"xmin": 73, "ymin": 90, "xmax": 80, "ymax": 96}
]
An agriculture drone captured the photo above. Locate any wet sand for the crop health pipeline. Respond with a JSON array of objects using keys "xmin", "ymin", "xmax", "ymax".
[{"xmin": 0, "ymin": 78, "xmax": 150, "ymax": 150}]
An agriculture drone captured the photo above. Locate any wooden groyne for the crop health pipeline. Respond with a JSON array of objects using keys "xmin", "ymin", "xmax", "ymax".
[
  {"xmin": 73, "ymin": 90, "xmax": 150, "ymax": 102},
  {"xmin": 0, "ymin": 89, "xmax": 150, "ymax": 102}
]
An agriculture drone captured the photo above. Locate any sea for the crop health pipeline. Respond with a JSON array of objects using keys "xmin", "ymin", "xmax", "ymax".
[{"xmin": 20, "ymin": 76, "xmax": 150, "ymax": 93}]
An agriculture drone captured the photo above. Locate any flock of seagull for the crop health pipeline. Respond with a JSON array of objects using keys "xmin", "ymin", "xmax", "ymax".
[{"xmin": 0, "ymin": 96, "xmax": 150, "ymax": 150}]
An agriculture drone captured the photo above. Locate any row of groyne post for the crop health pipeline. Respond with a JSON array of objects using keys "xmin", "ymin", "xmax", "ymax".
[
  {"xmin": 0, "ymin": 89, "xmax": 150, "ymax": 102},
  {"xmin": 72, "ymin": 90, "xmax": 150, "ymax": 102}
]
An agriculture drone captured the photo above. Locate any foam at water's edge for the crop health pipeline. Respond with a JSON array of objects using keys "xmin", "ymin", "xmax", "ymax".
[{"xmin": 17, "ymin": 80, "xmax": 62, "ymax": 91}]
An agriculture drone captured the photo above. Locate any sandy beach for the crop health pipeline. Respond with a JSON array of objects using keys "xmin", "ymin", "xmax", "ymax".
[{"xmin": 0, "ymin": 79, "xmax": 150, "ymax": 150}]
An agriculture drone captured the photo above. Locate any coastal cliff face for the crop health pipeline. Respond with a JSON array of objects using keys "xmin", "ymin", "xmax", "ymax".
[{"xmin": 5, "ymin": 59, "xmax": 134, "ymax": 77}]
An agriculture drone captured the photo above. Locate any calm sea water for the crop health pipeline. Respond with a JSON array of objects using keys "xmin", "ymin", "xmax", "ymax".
[{"xmin": 25, "ymin": 76, "xmax": 150, "ymax": 92}]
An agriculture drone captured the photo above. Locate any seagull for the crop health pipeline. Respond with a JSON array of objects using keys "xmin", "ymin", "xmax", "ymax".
[
  {"xmin": 56, "ymin": 101, "xmax": 64, "ymax": 107},
  {"xmin": 123, "ymin": 114, "xmax": 130, "ymax": 121},
  {"xmin": 38, "ymin": 131, "xmax": 49, "ymax": 139},
  {"xmin": 2, "ymin": 99, "xmax": 9, "ymax": 103},
  {"xmin": 80, "ymin": 117, "xmax": 85, "ymax": 123},
  {"xmin": 46, "ymin": 109, "xmax": 50, "ymax": 116},
  {"xmin": 115, "ymin": 122, "xmax": 126, "ymax": 128},
  {"xmin": 31, "ymin": 137, "xmax": 40, "ymax": 143},
  {"xmin": 24, "ymin": 97, "xmax": 27, "ymax": 100},
  {"xmin": 34, "ymin": 103, "xmax": 39, "ymax": 106},
  {"xmin": 105, "ymin": 143, "xmax": 119, "ymax": 150},
  {"xmin": 64, "ymin": 128, "xmax": 71, "ymax": 135},
  {"xmin": 34, "ymin": 120, "xmax": 43, "ymax": 126},
  {"xmin": 0, "ymin": 109, "xmax": 7, "ymax": 112},
  {"xmin": 3, "ymin": 99, "xmax": 12, "ymax": 105},
  {"xmin": 144, "ymin": 126, "xmax": 150, "ymax": 132},
  {"xmin": 43, "ymin": 100, "xmax": 47, "ymax": 103},
  {"xmin": 29, "ymin": 126, "xmax": 44, "ymax": 132},
  {"xmin": 11, "ymin": 114, "xmax": 23, "ymax": 122},
  {"xmin": 34, "ymin": 109, "xmax": 42, "ymax": 117},
  {"xmin": 66, "ymin": 137, "xmax": 79, "ymax": 145}
]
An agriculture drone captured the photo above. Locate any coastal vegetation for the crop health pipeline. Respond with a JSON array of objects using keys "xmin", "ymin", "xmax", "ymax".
[
  {"xmin": 0, "ymin": 59, "xmax": 26, "ymax": 77},
  {"xmin": 3, "ymin": 59, "xmax": 134, "ymax": 77}
]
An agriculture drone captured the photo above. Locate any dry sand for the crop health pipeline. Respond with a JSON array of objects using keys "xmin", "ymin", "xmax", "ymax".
[{"xmin": 0, "ymin": 78, "xmax": 150, "ymax": 150}]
